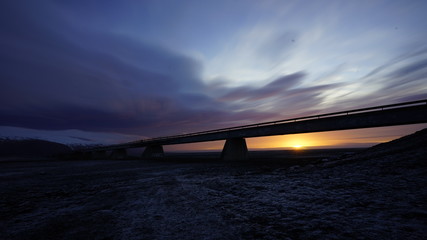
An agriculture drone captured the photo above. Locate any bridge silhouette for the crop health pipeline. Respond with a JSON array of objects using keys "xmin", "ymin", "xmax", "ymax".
[{"xmin": 80, "ymin": 99, "xmax": 427, "ymax": 160}]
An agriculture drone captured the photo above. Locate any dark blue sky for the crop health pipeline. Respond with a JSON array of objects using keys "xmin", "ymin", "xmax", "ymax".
[{"xmin": 1, "ymin": 0, "xmax": 427, "ymax": 145}]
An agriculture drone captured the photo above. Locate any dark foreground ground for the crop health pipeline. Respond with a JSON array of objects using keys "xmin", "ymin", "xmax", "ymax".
[{"xmin": 0, "ymin": 142, "xmax": 426, "ymax": 239}]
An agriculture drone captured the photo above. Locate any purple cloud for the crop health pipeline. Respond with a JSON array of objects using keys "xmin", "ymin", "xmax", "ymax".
[
  {"xmin": 221, "ymin": 72, "xmax": 305, "ymax": 101},
  {"xmin": 0, "ymin": 1, "xmax": 230, "ymax": 136},
  {"xmin": 1, "ymin": 1, "xmax": 426, "ymax": 144}
]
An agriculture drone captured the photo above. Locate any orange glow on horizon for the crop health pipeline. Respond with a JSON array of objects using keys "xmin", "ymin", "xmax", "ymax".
[
  {"xmin": 292, "ymin": 145, "xmax": 303, "ymax": 149},
  {"xmin": 165, "ymin": 124, "xmax": 427, "ymax": 151}
]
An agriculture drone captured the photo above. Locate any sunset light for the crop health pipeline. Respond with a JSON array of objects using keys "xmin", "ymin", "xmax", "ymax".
[
  {"xmin": 1, "ymin": 1, "xmax": 427, "ymax": 238},
  {"xmin": 166, "ymin": 124, "xmax": 427, "ymax": 151},
  {"xmin": 1, "ymin": 1, "xmax": 426, "ymax": 148}
]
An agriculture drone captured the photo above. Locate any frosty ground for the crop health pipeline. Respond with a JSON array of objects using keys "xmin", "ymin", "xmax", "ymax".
[{"xmin": 1, "ymin": 134, "xmax": 426, "ymax": 239}]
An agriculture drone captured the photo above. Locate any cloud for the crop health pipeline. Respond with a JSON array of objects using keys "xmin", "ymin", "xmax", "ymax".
[
  {"xmin": 0, "ymin": 1, "xmax": 233, "ymax": 137},
  {"xmin": 221, "ymin": 72, "xmax": 305, "ymax": 101},
  {"xmin": 315, "ymin": 48, "xmax": 427, "ymax": 111},
  {"xmin": 1, "ymin": 1, "xmax": 427, "ymax": 145},
  {"xmin": 388, "ymin": 58, "xmax": 427, "ymax": 79},
  {"xmin": 2, "ymin": 1, "xmax": 301, "ymax": 138},
  {"xmin": 205, "ymin": 26, "xmax": 302, "ymax": 86},
  {"xmin": 367, "ymin": 50, "xmax": 427, "ymax": 98},
  {"xmin": 256, "ymin": 31, "xmax": 299, "ymax": 63},
  {"xmin": 218, "ymin": 72, "xmax": 346, "ymax": 120}
]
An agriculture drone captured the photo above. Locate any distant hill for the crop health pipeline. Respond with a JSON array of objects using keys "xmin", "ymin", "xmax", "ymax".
[
  {"xmin": 0, "ymin": 138, "xmax": 72, "ymax": 158},
  {"xmin": 323, "ymin": 128, "xmax": 427, "ymax": 168},
  {"xmin": 351, "ymin": 127, "xmax": 427, "ymax": 160}
]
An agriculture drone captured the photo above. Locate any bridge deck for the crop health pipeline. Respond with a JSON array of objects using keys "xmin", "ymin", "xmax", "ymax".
[{"xmin": 89, "ymin": 99, "xmax": 427, "ymax": 151}]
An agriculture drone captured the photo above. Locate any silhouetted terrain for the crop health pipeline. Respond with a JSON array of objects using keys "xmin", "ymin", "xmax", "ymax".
[
  {"xmin": 0, "ymin": 129, "xmax": 426, "ymax": 239},
  {"xmin": 0, "ymin": 138, "xmax": 71, "ymax": 158}
]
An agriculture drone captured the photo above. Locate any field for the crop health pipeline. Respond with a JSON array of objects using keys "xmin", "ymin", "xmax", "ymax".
[{"xmin": 1, "ymin": 146, "xmax": 426, "ymax": 240}]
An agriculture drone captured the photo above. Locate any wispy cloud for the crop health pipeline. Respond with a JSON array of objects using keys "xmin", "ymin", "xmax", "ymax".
[{"xmin": 1, "ymin": 1, "xmax": 427, "ymax": 144}]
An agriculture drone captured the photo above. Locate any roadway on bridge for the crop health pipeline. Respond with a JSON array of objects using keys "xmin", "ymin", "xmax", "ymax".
[{"xmin": 83, "ymin": 99, "xmax": 427, "ymax": 160}]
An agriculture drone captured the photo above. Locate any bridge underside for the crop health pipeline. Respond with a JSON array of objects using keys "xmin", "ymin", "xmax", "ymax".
[{"xmin": 80, "ymin": 101, "xmax": 427, "ymax": 161}]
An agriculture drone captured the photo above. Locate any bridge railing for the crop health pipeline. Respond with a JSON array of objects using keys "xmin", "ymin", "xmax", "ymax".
[
  {"xmin": 88, "ymin": 99, "xmax": 427, "ymax": 150},
  {"xmin": 133, "ymin": 99, "xmax": 427, "ymax": 144}
]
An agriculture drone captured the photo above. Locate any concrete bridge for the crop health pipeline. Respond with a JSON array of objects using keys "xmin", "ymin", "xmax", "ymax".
[{"xmin": 79, "ymin": 99, "xmax": 427, "ymax": 160}]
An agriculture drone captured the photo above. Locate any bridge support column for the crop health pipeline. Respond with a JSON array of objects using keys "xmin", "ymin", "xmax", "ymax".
[
  {"xmin": 221, "ymin": 138, "xmax": 248, "ymax": 161},
  {"xmin": 142, "ymin": 145, "xmax": 164, "ymax": 159},
  {"xmin": 110, "ymin": 149, "xmax": 127, "ymax": 160}
]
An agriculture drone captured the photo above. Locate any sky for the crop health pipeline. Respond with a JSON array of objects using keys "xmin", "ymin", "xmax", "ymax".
[{"xmin": 1, "ymin": 0, "xmax": 427, "ymax": 150}]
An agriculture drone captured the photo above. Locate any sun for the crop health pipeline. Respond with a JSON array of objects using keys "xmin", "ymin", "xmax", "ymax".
[{"xmin": 292, "ymin": 145, "xmax": 303, "ymax": 149}]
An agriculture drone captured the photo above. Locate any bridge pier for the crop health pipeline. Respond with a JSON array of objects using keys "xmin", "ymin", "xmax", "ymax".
[
  {"xmin": 78, "ymin": 100, "xmax": 427, "ymax": 162},
  {"xmin": 110, "ymin": 149, "xmax": 127, "ymax": 160},
  {"xmin": 142, "ymin": 145, "xmax": 164, "ymax": 159},
  {"xmin": 221, "ymin": 138, "xmax": 248, "ymax": 161}
]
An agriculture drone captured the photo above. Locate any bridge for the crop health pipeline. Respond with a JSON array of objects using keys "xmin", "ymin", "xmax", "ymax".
[{"xmin": 79, "ymin": 99, "xmax": 427, "ymax": 160}]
